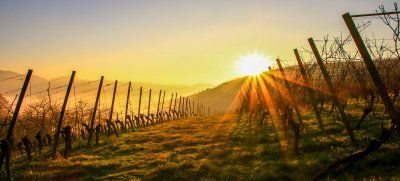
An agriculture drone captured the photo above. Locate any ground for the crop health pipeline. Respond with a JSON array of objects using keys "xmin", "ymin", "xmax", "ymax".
[{"xmin": 9, "ymin": 106, "xmax": 400, "ymax": 180}]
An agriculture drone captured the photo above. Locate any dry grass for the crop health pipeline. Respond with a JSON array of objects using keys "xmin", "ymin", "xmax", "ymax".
[{"xmin": 9, "ymin": 105, "xmax": 400, "ymax": 180}]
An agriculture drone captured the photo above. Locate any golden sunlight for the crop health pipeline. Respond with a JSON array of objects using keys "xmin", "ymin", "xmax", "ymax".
[{"xmin": 235, "ymin": 53, "xmax": 273, "ymax": 76}]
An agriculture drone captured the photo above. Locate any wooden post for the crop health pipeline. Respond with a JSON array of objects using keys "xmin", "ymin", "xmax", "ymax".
[
  {"xmin": 125, "ymin": 82, "xmax": 131, "ymax": 121},
  {"xmin": 156, "ymin": 90, "xmax": 162, "ymax": 115},
  {"xmin": 109, "ymin": 80, "xmax": 118, "ymax": 122},
  {"xmin": 87, "ymin": 76, "xmax": 104, "ymax": 147},
  {"xmin": 173, "ymin": 93, "xmax": 178, "ymax": 112},
  {"xmin": 109, "ymin": 80, "xmax": 119, "ymax": 137},
  {"xmin": 168, "ymin": 93, "xmax": 173, "ymax": 113},
  {"xmin": 343, "ymin": 13, "xmax": 400, "ymax": 123},
  {"xmin": 147, "ymin": 89, "xmax": 152, "ymax": 116},
  {"xmin": 276, "ymin": 58, "xmax": 305, "ymax": 129},
  {"xmin": 51, "ymin": 71, "xmax": 76, "ymax": 158},
  {"xmin": 161, "ymin": 91, "xmax": 166, "ymax": 113},
  {"xmin": 138, "ymin": 87, "xmax": 142, "ymax": 117},
  {"xmin": 178, "ymin": 96, "xmax": 182, "ymax": 114},
  {"xmin": 5, "ymin": 69, "xmax": 33, "ymax": 141},
  {"xmin": 294, "ymin": 49, "xmax": 325, "ymax": 131},
  {"xmin": 308, "ymin": 38, "xmax": 358, "ymax": 146},
  {"xmin": 185, "ymin": 97, "xmax": 189, "ymax": 117},
  {"xmin": 1, "ymin": 69, "xmax": 32, "ymax": 179},
  {"xmin": 192, "ymin": 101, "xmax": 195, "ymax": 116}
]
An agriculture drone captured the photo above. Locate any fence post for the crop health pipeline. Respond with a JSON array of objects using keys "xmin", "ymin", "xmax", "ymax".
[
  {"xmin": 276, "ymin": 59, "xmax": 305, "ymax": 129},
  {"xmin": 342, "ymin": 13, "xmax": 400, "ymax": 123},
  {"xmin": 161, "ymin": 91, "xmax": 166, "ymax": 113},
  {"xmin": 125, "ymin": 81, "xmax": 131, "ymax": 122},
  {"xmin": 147, "ymin": 89, "xmax": 152, "ymax": 116},
  {"xmin": 87, "ymin": 76, "xmax": 104, "ymax": 147},
  {"xmin": 168, "ymin": 93, "xmax": 174, "ymax": 114},
  {"xmin": 138, "ymin": 87, "xmax": 142, "ymax": 117},
  {"xmin": 0, "ymin": 69, "xmax": 32, "ymax": 179},
  {"xmin": 178, "ymin": 96, "xmax": 182, "ymax": 117},
  {"xmin": 185, "ymin": 97, "xmax": 189, "ymax": 117},
  {"xmin": 294, "ymin": 49, "xmax": 325, "ymax": 131},
  {"xmin": 51, "ymin": 71, "xmax": 76, "ymax": 158},
  {"xmin": 308, "ymin": 37, "xmax": 358, "ymax": 147},
  {"xmin": 173, "ymin": 93, "xmax": 178, "ymax": 112},
  {"xmin": 156, "ymin": 90, "xmax": 162, "ymax": 115},
  {"xmin": 109, "ymin": 80, "xmax": 118, "ymax": 122},
  {"xmin": 109, "ymin": 80, "xmax": 119, "ymax": 137}
]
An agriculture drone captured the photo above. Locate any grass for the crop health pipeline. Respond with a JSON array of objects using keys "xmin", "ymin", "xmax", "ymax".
[{"xmin": 8, "ymin": 103, "xmax": 400, "ymax": 180}]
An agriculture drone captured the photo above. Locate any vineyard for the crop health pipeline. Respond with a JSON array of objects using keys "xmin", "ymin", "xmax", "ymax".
[{"xmin": 1, "ymin": 4, "xmax": 400, "ymax": 181}]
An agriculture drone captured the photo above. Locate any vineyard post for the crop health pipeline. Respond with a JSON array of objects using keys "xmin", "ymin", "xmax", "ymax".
[
  {"xmin": 343, "ymin": 13, "xmax": 400, "ymax": 123},
  {"xmin": 51, "ymin": 70, "xmax": 76, "ymax": 159},
  {"xmin": 156, "ymin": 90, "xmax": 162, "ymax": 115},
  {"xmin": 87, "ymin": 76, "xmax": 104, "ymax": 147},
  {"xmin": 197, "ymin": 102, "xmax": 200, "ymax": 116},
  {"xmin": 109, "ymin": 81, "xmax": 118, "ymax": 123},
  {"xmin": 0, "ymin": 69, "xmax": 32, "ymax": 179},
  {"xmin": 173, "ymin": 93, "xmax": 178, "ymax": 112},
  {"xmin": 138, "ymin": 87, "xmax": 142, "ymax": 117},
  {"xmin": 294, "ymin": 49, "xmax": 325, "ymax": 131},
  {"xmin": 181, "ymin": 97, "xmax": 185, "ymax": 117},
  {"xmin": 168, "ymin": 93, "xmax": 173, "ymax": 114},
  {"xmin": 308, "ymin": 37, "xmax": 358, "ymax": 147},
  {"xmin": 185, "ymin": 97, "xmax": 189, "ymax": 117},
  {"xmin": 147, "ymin": 89, "xmax": 152, "ymax": 116},
  {"xmin": 161, "ymin": 91, "xmax": 166, "ymax": 113},
  {"xmin": 109, "ymin": 80, "xmax": 118, "ymax": 137},
  {"xmin": 125, "ymin": 81, "xmax": 131, "ymax": 124},
  {"xmin": 179, "ymin": 96, "xmax": 182, "ymax": 112},
  {"xmin": 267, "ymin": 66, "xmax": 291, "ymax": 137},
  {"xmin": 276, "ymin": 59, "xmax": 305, "ymax": 129}
]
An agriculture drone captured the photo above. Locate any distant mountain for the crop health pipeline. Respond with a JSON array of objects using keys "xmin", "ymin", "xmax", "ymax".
[{"xmin": 0, "ymin": 70, "xmax": 214, "ymax": 102}]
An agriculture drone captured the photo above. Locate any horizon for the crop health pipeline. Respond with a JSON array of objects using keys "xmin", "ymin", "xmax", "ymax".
[{"xmin": 1, "ymin": 0, "xmax": 398, "ymax": 85}]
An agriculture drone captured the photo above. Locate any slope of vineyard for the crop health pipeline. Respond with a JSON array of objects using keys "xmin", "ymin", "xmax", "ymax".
[{"xmin": 11, "ymin": 104, "xmax": 400, "ymax": 180}]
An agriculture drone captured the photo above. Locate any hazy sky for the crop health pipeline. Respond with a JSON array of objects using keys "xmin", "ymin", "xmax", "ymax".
[{"xmin": 0, "ymin": 0, "xmax": 397, "ymax": 85}]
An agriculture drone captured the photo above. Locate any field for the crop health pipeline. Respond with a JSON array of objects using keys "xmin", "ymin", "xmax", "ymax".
[{"xmin": 10, "ymin": 103, "xmax": 400, "ymax": 180}]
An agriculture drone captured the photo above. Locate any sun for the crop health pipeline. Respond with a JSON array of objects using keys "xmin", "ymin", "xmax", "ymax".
[{"xmin": 235, "ymin": 53, "xmax": 273, "ymax": 76}]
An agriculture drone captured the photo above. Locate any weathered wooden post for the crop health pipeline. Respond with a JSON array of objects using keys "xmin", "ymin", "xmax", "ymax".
[
  {"xmin": 185, "ymin": 97, "xmax": 189, "ymax": 117},
  {"xmin": 343, "ymin": 13, "xmax": 400, "ymax": 123},
  {"xmin": 156, "ymin": 90, "xmax": 162, "ymax": 115},
  {"xmin": 125, "ymin": 81, "xmax": 131, "ymax": 127},
  {"xmin": 109, "ymin": 80, "xmax": 119, "ymax": 137},
  {"xmin": 138, "ymin": 87, "xmax": 143, "ymax": 117},
  {"xmin": 308, "ymin": 37, "xmax": 357, "ymax": 146},
  {"xmin": 161, "ymin": 91, "xmax": 166, "ymax": 113},
  {"xmin": 87, "ymin": 76, "xmax": 104, "ymax": 147},
  {"xmin": 192, "ymin": 101, "xmax": 195, "ymax": 116},
  {"xmin": 0, "ymin": 69, "xmax": 32, "ymax": 179},
  {"xmin": 147, "ymin": 89, "xmax": 152, "ymax": 116},
  {"xmin": 178, "ymin": 96, "xmax": 182, "ymax": 118},
  {"xmin": 276, "ymin": 59, "xmax": 305, "ymax": 129},
  {"xmin": 294, "ymin": 49, "xmax": 325, "ymax": 131},
  {"xmin": 51, "ymin": 71, "xmax": 76, "ymax": 158},
  {"xmin": 168, "ymin": 93, "xmax": 174, "ymax": 114},
  {"xmin": 173, "ymin": 93, "xmax": 178, "ymax": 112}
]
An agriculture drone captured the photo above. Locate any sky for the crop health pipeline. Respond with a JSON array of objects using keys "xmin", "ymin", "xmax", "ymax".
[{"xmin": 0, "ymin": 0, "xmax": 398, "ymax": 85}]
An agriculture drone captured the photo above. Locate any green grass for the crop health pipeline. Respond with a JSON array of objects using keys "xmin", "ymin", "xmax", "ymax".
[{"xmin": 8, "ymin": 103, "xmax": 400, "ymax": 180}]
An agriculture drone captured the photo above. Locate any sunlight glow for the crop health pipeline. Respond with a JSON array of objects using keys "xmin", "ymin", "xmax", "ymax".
[{"xmin": 235, "ymin": 53, "xmax": 273, "ymax": 76}]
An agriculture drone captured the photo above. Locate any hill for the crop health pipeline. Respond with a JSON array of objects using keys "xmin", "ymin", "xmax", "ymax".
[{"xmin": 0, "ymin": 70, "xmax": 214, "ymax": 101}]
